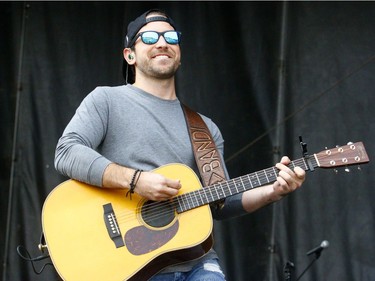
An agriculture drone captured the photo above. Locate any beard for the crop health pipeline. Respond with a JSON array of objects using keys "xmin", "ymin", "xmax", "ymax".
[{"xmin": 136, "ymin": 56, "xmax": 180, "ymax": 80}]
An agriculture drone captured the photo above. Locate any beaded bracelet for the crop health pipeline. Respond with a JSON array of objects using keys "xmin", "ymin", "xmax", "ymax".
[{"xmin": 126, "ymin": 169, "xmax": 142, "ymax": 199}]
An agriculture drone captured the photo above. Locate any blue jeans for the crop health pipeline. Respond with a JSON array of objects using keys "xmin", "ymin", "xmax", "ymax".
[{"xmin": 149, "ymin": 258, "xmax": 226, "ymax": 281}]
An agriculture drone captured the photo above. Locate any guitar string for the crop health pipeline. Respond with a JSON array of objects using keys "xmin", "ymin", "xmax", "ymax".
[
  {"xmin": 132, "ymin": 149, "xmax": 367, "ymax": 224},
  {"xmin": 99, "ymin": 146, "xmax": 364, "ymax": 252},
  {"xmin": 113, "ymin": 172, "xmax": 270, "ymax": 224},
  {"xmin": 113, "ymin": 145, "xmax": 361, "ymax": 224},
  {"xmin": 113, "ymin": 159, "xmax": 311, "ymax": 224},
  {"xmin": 112, "ymin": 158, "xmax": 309, "ymax": 223}
]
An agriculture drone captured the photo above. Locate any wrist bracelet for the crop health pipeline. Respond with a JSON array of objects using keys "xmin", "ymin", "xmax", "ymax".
[{"xmin": 126, "ymin": 169, "xmax": 142, "ymax": 199}]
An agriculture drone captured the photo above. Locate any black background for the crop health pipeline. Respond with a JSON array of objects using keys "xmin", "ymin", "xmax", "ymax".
[{"xmin": 1, "ymin": 2, "xmax": 374, "ymax": 280}]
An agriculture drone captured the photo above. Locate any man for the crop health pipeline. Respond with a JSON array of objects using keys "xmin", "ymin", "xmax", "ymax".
[{"xmin": 55, "ymin": 9, "xmax": 306, "ymax": 281}]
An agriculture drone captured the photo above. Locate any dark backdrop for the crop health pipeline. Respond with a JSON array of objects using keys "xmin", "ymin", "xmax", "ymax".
[{"xmin": 1, "ymin": 2, "xmax": 374, "ymax": 281}]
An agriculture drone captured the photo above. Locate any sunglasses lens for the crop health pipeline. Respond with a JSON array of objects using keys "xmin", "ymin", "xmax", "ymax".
[
  {"xmin": 140, "ymin": 31, "xmax": 181, "ymax": 45},
  {"xmin": 164, "ymin": 31, "xmax": 180, "ymax": 44},
  {"xmin": 141, "ymin": 31, "xmax": 159, "ymax": 44}
]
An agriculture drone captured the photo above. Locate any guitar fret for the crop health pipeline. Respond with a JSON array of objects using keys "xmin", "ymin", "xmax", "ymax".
[
  {"xmin": 202, "ymin": 189, "xmax": 210, "ymax": 204},
  {"xmin": 246, "ymin": 174, "xmax": 254, "ymax": 188},
  {"xmin": 302, "ymin": 158, "xmax": 308, "ymax": 170},
  {"xmin": 258, "ymin": 170, "xmax": 267, "ymax": 185},
  {"xmin": 214, "ymin": 183, "xmax": 224, "ymax": 199},
  {"xmin": 239, "ymin": 177, "xmax": 246, "ymax": 192},
  {"xmin": 197, "ymin": 189, "xmax": 205, "ymax": 205},
  {"xmin": 228, "ymin": 182, "xmax": 234, "ymax": 194},
  {"xmin": 188, "ymin": 194, "xmax": 195, "ymax": 208},
  {"xmin": 243, "ymin": 175, "xmax": 251, "ymax": 190},
  {"xmin": 206, "ymin": 186, "xmax": 214, "ymax": 202},
  {"xmin": 196, "ymin": 194, "xmax": 201, "ymax": 207},
  {"xmin": 265, "ymin": 168, "xmax": 275, "ymax": 182},
  {"xmin": 178, "ymin": 196, "xmax": 184, "ymax": 212},
  {"xmin": 189, "ymin": 193, "xmax": 197, "ymax": 208},
  {"xmin": 190, "ymin": 194, "xmax": 197, "ymax": 208},
  {"xmin": 185, "ymin": 194, "xmax": 192, "ymax": 210},
  {"xmin": 263, "ymin": 170, "xmax": 270, "ymax": 183},
  {"xmin": 233, "ymin": 180, "xmax": 240, "ymax": 193},
  {"xmin": 214, "ymin": 184, "xmax": 220, "ymax": 200},
  {"xmin": 178, "ymin": 195, "xmax": 186, "ymax": 212},
  {"xmin": 256, "ymin": 172, "xmax": 261, "ymax": 185},
  {"xmin": 235, "ymin": 180, "xmax": 240, "ymax": 193},
  {"xmin": 219, "ymin": 182, "xmax": 226, "ymax": 197},
  {"xmin": 250, "ymin": 174, "xmax": 260, "ymax": 187},
  {"xmin": 196, "ymin": 193, "xmax": 202, "ymax": 207},
  {"xmin": 195, "ymin": 194, "xmax": 201, "ymax": 207}
]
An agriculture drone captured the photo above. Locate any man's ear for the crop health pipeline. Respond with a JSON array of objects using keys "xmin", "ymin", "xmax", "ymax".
[{"xmin": 123, "ymin": 48, "xmax": 135, "ymax": 65}]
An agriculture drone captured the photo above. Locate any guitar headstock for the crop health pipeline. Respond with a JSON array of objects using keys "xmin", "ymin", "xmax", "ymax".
[{"xmin": 315, "ymin": 142, "xmax": 369, "ymax": 169}]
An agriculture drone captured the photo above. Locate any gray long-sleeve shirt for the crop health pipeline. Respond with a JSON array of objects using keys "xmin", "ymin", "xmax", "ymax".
[{"xmin": 54, "ymin": 84, "xmax": 246, "ymax": 272}]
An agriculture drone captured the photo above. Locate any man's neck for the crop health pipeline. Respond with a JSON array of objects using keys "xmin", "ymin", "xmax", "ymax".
[{"xmin": 133, "ymin": 76, "xmax": 177, "ymax": 100}]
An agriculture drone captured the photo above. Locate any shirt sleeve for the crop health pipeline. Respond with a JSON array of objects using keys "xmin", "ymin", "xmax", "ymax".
[{"xmin": 54, "ymin": 87, "xmax": 112, "ymax": 186}]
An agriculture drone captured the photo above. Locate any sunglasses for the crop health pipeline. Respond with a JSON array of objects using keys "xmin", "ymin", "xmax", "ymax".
[{"xmin": 136, "ymin": 30, "xmax": 182, "ymax": 45}]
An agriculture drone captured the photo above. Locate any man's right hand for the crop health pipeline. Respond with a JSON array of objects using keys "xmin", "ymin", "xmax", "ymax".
[{"xmin": 102, "ymin": 163, "xmax": 181, "ymax": 201}]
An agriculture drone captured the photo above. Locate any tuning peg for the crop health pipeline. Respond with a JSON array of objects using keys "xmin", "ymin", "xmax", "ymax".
[
  {"xmin": 334, "ymin": 169, "xmax": 338, "ymax": 174},
  {"xmin": 357, "ymin": 166, "xmax": 362, "ymax": 171},
  {"xmin": 345, "ymin": 167, "xmax": 350, "ymax": 173},
  {"xmin": 347, "ymin": 141, "xmax": 353, "ymax": 145}
]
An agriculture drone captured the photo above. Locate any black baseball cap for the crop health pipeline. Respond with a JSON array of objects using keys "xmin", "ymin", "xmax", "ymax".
[{"xmin": 123, "ymin": 9, "xmax": 178, "ymax": 83}]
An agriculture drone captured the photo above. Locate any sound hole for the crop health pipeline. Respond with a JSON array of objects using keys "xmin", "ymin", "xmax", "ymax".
[{"xmin": 141, "ymin": 200, "xmax": 175, "ymax": 228}]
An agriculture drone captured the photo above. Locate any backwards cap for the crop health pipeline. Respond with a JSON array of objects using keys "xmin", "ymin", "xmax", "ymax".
[
  {"xmin": 124, "ymin": 9, "xmax": 177, "ymax": 48},
  {"xmin": 123, "ymin": 9, "xmax": 177, "ymax": 83}
]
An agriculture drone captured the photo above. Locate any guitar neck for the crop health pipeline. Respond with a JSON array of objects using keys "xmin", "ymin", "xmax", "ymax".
[
  {"xmin": 176, "ymin": 155, "xmax": 317, "ymax": 213},
  {"xmin": 175, "ymin": 141, "xmax": 369, "ymax": 213}
]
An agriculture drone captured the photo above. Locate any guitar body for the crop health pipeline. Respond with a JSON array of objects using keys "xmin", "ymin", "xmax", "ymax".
[
  {"xmin": 42, "ymin": 163, "xmax": 213, "ymax": 281},
  {"xmin": 42, "ymin": 141, "xmax": 370, "ymax": 280}
]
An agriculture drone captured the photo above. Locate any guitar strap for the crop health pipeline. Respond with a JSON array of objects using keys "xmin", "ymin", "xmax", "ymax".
[{"xmin": 181, "ymin": 104, "xmax": 227, "ymax": 203}]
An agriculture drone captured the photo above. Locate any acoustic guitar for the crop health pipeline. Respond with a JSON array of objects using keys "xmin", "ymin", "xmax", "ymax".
[{"xmin": 41, "ymin": 142, "xmax": 369, "ymax": 281}]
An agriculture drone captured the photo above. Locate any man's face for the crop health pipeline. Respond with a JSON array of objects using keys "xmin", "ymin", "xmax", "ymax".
[{"xmin": 133, "ymin": 20, "xmax": 181, "ymax": 81}]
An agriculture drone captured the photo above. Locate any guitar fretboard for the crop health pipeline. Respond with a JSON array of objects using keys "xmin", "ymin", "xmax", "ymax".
[{"xmin": 175, "ymin": 156, "xmax": 317, "ymax": 213}]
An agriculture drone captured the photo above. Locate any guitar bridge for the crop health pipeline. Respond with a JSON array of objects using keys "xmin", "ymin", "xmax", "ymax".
[{"xmin": 103, "ymin": 203, "xmax": 124, "ymax": 248}]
